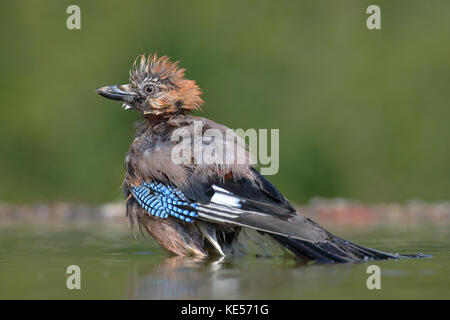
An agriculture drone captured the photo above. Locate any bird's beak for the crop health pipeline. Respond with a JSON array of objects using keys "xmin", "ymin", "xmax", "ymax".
[{"xmin": 96, "ymin": 84, "xmax": 136, "ymax": 105}]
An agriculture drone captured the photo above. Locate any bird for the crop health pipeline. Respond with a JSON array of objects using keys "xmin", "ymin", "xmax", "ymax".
[{"xmin": 97, "ymin": 53, "xmax": 423, "ymax": 263}]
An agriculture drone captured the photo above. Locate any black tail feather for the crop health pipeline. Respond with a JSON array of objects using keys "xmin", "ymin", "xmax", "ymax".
[
  {"xmin": 271, "ymin": 234, "xmax": 348, "ymax": 263},
  {"xmin": 270, "ymin": 233, "xmax": 416, "ymax": 263}
]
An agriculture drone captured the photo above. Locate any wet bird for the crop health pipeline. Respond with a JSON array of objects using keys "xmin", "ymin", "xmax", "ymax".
[{"xmin": 97, "ymin": 53, "xmax": 421, "ymax": 263}]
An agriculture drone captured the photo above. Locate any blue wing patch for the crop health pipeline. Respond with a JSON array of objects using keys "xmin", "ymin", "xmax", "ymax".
[{"xmin": 131, "ymin": 181, "xmax": 198, "ymax": 223}]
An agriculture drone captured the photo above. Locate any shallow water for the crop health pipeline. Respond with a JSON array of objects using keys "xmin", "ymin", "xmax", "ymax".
[{"xmin": 0, "ymin": 223, "xmax": 449, "ymax": 299}]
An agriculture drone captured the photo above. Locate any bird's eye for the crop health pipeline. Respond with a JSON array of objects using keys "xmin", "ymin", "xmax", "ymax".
[{"xmin": 144, "ymin": 84, "xmax": 156, "ymax": 95}]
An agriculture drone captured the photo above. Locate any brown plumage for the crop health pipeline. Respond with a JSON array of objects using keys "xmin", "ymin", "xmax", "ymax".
[{"xmin": 123, "ymin": 115, "xmax": 252, "ymax": 256}]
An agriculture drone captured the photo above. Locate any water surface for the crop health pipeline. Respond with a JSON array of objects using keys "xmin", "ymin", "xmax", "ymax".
[{"xmin": 0, "ymin": 223, "xmax": 448, "ymax": 299}]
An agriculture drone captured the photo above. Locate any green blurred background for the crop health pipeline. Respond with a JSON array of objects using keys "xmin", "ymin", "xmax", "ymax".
[{"xmin": 0, "ymin": 0, "xmax": 449, "ymax": 204}]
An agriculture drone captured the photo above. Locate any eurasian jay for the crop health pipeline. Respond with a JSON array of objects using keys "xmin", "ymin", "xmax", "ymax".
[{"xmin": 97, "ymin": 54, "xmax": 420, "ymax": 263}]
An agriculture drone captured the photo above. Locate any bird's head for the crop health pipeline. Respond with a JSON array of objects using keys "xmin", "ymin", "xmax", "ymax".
[{"xmin": 97, "ymin": 53, "xmax": 203, "ymax": 117}]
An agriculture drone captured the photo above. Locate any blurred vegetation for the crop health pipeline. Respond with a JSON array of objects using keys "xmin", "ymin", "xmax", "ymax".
[{"xmin": 0, "ymin": 0, "xmax": 449, "ymax": 204}]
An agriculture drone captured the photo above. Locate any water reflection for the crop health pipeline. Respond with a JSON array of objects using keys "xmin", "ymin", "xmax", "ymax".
[
  {"xmin": 128, "ymin": 256, "xmax": 236, "ymax": 299},
  {"xmin": 127, "ymin": 255, "xmax": 357, "ymax": 299}
]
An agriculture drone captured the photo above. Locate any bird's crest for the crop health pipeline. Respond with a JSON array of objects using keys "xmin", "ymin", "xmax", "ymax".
[{"xmin": 131, "ymin": 53, "xmax": 185, "ymax": 83}]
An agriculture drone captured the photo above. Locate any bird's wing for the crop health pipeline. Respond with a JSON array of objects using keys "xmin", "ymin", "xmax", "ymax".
[{"xmin": 179, "ymin": 167, "xmax": 333, "ymax": 244}]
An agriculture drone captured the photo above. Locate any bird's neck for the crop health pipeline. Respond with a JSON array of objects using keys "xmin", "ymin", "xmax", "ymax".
[{"xmin": 144, "ymin": 112, "xmax": 184, "ymax": 126}]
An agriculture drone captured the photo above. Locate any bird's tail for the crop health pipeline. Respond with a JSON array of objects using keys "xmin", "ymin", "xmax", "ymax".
[{"xmin": 269, "ymin": 233, "xmax": 426, "ymax": 263}]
